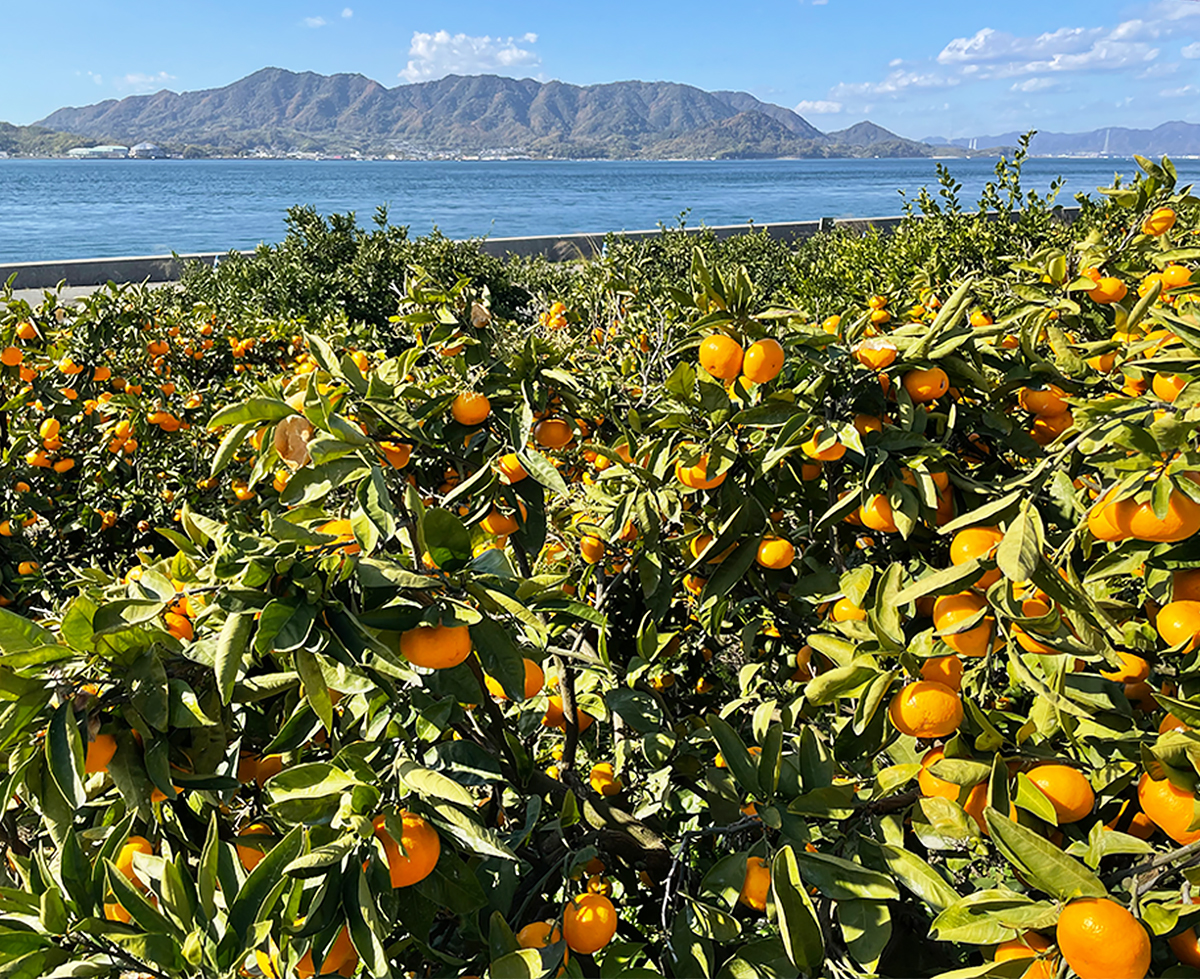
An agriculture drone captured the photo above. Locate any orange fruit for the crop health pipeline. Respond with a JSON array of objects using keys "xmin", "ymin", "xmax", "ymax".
[
  {"xmin": 398, "ymin": 623, "xmax": 472, "ymax": 669},
  {"xmin": 315, "ymin": 519, "xmax": 361, "ymax": 555},
  {"xmin": 379, "ymin": 441, "xmax": 412, "ymax": 469},
  {"xmin": 994, "ymin": 932, "xmax": 1057, "ymax": 979},
  {"xmin": 933, "ymin": 592, "xmax": 994, "ymax": 657},
  {"xmin": 741, "ymin": 338, "xmax": 784, "ymax": 383},
  {"xmin": 698, "ymin": 334, "xmax": 744, "ymax": 380},
  {"xmin": 84, "ymin": 733, "xmax": 118, "ymax": 775},
  {"xmin": 920, "ymin": 654, "xmax": 963, "ymax": 691},
  {"xmin": 542, "ymin": 695, "xmax": 595, "ymax": 733},
  {"xmin": 116, "ymin": 836, "xmax": 154, "ymax": 890},
  {"xmin": 480, "ymin": 503, "xmax": 525, "ymax": 536},
  {"xmin": 534, "ymin": 418, "xmax": 574, "ymax": 449},
  {"xmin": 588, "ymin": 763, "xmax": 623, "ymax": 797},
  {"xmin": 1029, "ymin": 411, "xmax": 1073, "ymax": 446},
  {"xmin": 580, "ymin": 536, "xmax": 605, "ymax": 564},
  {"xmin": 756, "ymin": 537, "xmax": 795, "ymax": 570},
  {"xmin": 451, "ymin": 392, "xmax": 491, "ymax": 426},
  {"xmin": 902, "ymin": 367, "xmax": 949, "ymax": 403},
  {"xmin": 1119, "ymin": 481, "xmax": 1200, "ymax": 543},
  {"xmin": 1138, "ymin": 772, "xmax": 1200, "ymax": 845},
  {"xmin": 497, "ymin": 453, "xmax": 528, "ymax": 484},
  {"xmin": 1157, "ymin": 600, "xmax": 1200, "ymax": 651},
  {"xmin": 1055, "ymin": 897, "xmax": 1150, "ymax": 979},
  {"xmin": 517, "ymin": 920, "xmax": 567, "ymax": 965},
  {"xmin": 1153, "ymin": 372, "xmax": 1187, "ymax": 402},
  {"xmin": 164, "ymin": 612, "xmax": 193, "ymax": 642},
  {"xmin": 917, "ymin": 746, "xmax": 978, "ymax": 800},
  {"xmin": 236, "ymin": 822, "xmax": 274, "ymax": 873},
  {"xmin": 372, "ymin": 811, "xmax": 440, "ymax": 887},
  {"xmin": 1169, "ymin": 896, "xmax": 1200, "ymax": 967},
  {"xmin": 801, "ymin": 428, "xmax": 846, "ymax": 462},
  {"xmin": 888, "ymin": 680, "xmax": 963, "ymax": 738},
  {"xmin": 738, "ymin": 856, "xmax": 770, "ymax": 912},
  {"xmin": 854, "ymin": 413, "xmax": 883, "ymax": 435},
  {"xmin": 1090, "ymin": 277, "xmax": 1128, "ymax": 305},
  {"xmin": 675, "ymin": 454, "xmax": 726, "ymax": 490},
  {"xmin": 1174, "ymin": 569, "xmax": 1200, "ymax": 602},
  {"xmin": 854, "ymin": 337, "xmax": 897, "ymax": 370},
  {"xmin": 0, "ymin": 346, "xmax": 22, "ymax": 367},
  {"xmin": 484, "ymin": 658, "xmax": 545, "ymax": 701},
  {"xmin": 1164, "ymin": 264, "xmax": 1194, "ymax": 289},
  {"xmin": 562, "ymin": 893, "xmax": 618, "ymax": 954},
  {"xmin": 949, "ymin": 525, "xmax": 1003, "ymax": 588},
  {"xmin": 859, "ymin": 494, "xmax": 898, "ymax": 533},
  {"xmin": 831, "ymin": 597, "xmax": 866, "ymax": 622},
  {"xmin": 1099, "ymin": 651, "xmax": 1149, "ymax": 684},
  {"xmin": 1143, "ymin": 207, "xmax": 1176, "ymax": 236},
  {"xmin": 969, "ymin": 310, "xmax": 993, "ymax": 327},
  {"xmin": 255, "ymin": 754, "xmax": 284, "ymax": 787},
  {"xmin": 1017, "ymin": 385, "xmax": 1068, "ymax": 417},
  {"xmin": 1027, "ymin": 764, "xmax": 1095, "ymax": 823}
]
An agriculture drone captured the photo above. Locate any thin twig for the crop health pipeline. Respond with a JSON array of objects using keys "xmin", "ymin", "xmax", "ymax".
[{"xmin": 659, "ymin": 816, "xmax": 761, "ymax": 934}]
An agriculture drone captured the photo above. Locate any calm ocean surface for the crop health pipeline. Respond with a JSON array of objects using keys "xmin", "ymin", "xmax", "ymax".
[{"xmin": 0, "ymin": 156, "xmax": 1188, "ymax": 263}]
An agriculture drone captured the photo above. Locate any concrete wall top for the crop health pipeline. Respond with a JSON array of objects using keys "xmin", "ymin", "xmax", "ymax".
[{"xmin": 1, "ymin": 207, "xmax": 1080, "ymax": 291}]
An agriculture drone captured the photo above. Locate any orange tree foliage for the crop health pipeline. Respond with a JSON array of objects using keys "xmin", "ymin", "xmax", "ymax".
[{"xmin": 1, "ymin": 152, "xmax": 1200, "ymax": 978}]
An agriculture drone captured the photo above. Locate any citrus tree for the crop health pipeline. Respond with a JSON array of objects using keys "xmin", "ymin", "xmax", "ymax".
[{"xmin": 0, "ymin": 152, "xmax": 1199, "ymax": 979}]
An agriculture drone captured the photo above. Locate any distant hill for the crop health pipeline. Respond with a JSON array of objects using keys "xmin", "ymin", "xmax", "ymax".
[
  {"xmin": 29, "ymin": 68, "xmax": 948, "ymax": 160},
  {"xmin": 923, "ymin": 122, "xmax": 1200, "ymax": 157},
  {"xmin": 0, "ymin": 122, "xmax": 99, "ymax": 156}
]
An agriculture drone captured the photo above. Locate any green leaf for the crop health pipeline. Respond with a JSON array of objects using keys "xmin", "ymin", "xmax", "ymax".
[
  {"xmin": 840, "ymin": 900, "xmax": 891, "ymax": 971},
  {"xmin": 255, "ymin": 600, "xmax": 317, "ymax": 656},
  {"xmin": 198, "ymin": 813, "xmax": 219, "ymax": 922},
  {"xmin": 343, "ymin": 864, "xmax": 389, "ymax": 976},
  {"xmin": 422, "ymin": 508, "xmax": 473, "ymax": 570},
  {"xmin": 867, "ymin": 840, "xmax": 960, "ymax": 912},
  {"xmin": 214, "ymin": 612, "xmax": 253, "ymax": 706},
  {"xmin": 470, "ymin": 617, "xmax": 526, "ymax": 703},
  {"xmin": 284, "ymin": 836, "xmax": 358, "ymax": 878},
  {"xmin": 207, "ymin": 397, "xmax": 295, "ymax": 431},
  {"xmin": 794, "ymin": 849, "xmax": 899, "ymax": 901},
  {"xmin": 295, "ymin": 649, "xmax": 333, "ymax": 734},
  {"xmin": 0, "ymin": 608, "xmax": 57, "ymax": 655},
  {"xmin": 397, "ymin": 760, "xmax": 476, "ymax": 808},
  {"xmin": 490, "ymin": 948, "xmax": 547, "ymax": 979},
  {"xmin": 771, "ymin": 846, "xmax": 824, "ymax": 972},
  {"xmin": 996, "ymin": 507, "xmax": 1041, "ymax": 583},
  {"xmin": 226, "ymin": 824, "xmax": 304, "ymax": 944},
  {"xmin": 45, "ymin": 703, "xmax": 83, "ymax": 811},
  {"xmin": 209, "ymin": 421, "xmax": 256, "ymax": 479},
  {"xmin": 708, "ymin": 715, "xmax": 761, "ymax": 799},
  {"xmin": 983, "ymin": 809, "xmax": 1106, "ymax": 900},
  {"xmin": 891, "ymin": 560, "xmax": 985, "ymax": 605},
  {"xmin": 516, "ymin": 448, "xmax": 569, "ymax": 497}
]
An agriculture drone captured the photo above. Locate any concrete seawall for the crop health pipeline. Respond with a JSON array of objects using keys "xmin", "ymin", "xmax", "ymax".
[{"xmin": 1, "ymin": 208, "xmax": 1080, "ymax": 297}]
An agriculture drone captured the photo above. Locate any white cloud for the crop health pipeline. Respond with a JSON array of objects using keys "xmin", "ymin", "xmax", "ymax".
[
  {"xmin": 115, "ymin": 71, "xmax": 176, "ymax": 93},
  {"xmin": 1184, "ymin": 41, "xmax": 1200, "ymax": 58},
  {"xmin": 1010, "ymin": 76, "xmax": 1057, "ymax": 92},
  {"xmin": 342, "ymin": 7, "xmax": 353, "ymax": 17},
  {"xmin": 303, "ymin": 16, "xmax": 327, "ymax": 28},
  {"xmin": 937, "ymin": 24, "xmax": 1158, "ymax": 77},
  {"xmin": 795, "ymin": 99, "xmax": 843, "ymax": 114},
  {"xmin": 399, "ymin": 30, "xmax": 541, "ymax": 83},
  {"xmin": 831, "ymin": 69, "xmax": 958, "ymax": 98},
  {"xmin": 86, "ymin": 71, "xmax": 103, "ymax": 86},
  {"xmin": 1161, "ymin": 83, "xmax": 1199, "ymax": 96}
]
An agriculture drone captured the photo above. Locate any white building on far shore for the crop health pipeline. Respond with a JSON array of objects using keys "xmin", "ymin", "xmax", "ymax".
[
  {"xmin": 129, "ymin": 142, "xmax": 167, "ymax": 159},
  {"xmin": 66, "ymin": 145, "xmax": 129, "ymax": 159}
]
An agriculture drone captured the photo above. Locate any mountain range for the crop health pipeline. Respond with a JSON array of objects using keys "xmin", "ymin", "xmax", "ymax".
[
  {"xmin": 923, "ymin": 122, "xmax": 1200, "ymax": 157},
  {"xmin": 27, "ymin": 68, "xmax": 943, "ymax": 160}
]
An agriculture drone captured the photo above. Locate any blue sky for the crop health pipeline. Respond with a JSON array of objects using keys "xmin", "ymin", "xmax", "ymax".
[{"xmin": 6, "ymin": 0, "xmax": 1200, "ymax": 139}]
